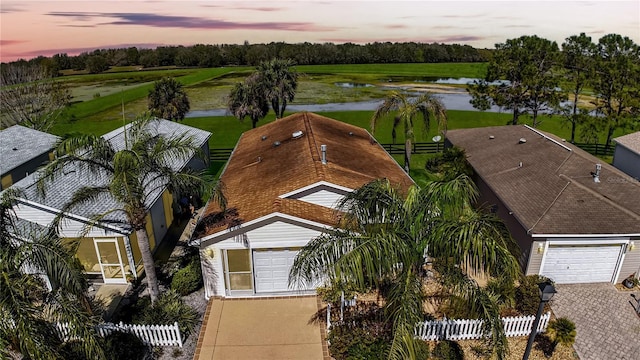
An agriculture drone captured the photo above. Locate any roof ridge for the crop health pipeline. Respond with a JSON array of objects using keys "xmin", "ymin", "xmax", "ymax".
[
  {"xmin": 559, "ymin": 174, "xmax": 640, "ymax": 221},
  {"xmin": 527, "ymin": 180, "xmax": 570, "ymax": 233},
  {"xmin": 302, "ymin": 113, "xmax": 326, "ymax": 181}
]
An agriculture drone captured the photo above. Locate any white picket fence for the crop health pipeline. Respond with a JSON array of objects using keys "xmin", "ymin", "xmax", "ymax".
[
  {"xmin": 56, "ymin": 321, "xmax": 183, "ymax": 347},
  {"xmin": 414, "ymin": 312, "xmax": 551, "ymax": 341}
]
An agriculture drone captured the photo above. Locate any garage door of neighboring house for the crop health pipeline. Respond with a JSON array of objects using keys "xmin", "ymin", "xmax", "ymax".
[
  {"xmin": 253, "ymin": 249, "xmax": 305, "ymax": 293},
  {"xmin": 541, "ymin": 244, "xmax": 623, "ymax": 284}
]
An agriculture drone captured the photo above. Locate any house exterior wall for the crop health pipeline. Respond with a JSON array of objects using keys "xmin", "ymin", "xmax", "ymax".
[
  {"xmin": 1, "ymin": 152, "xmax": 51, "ymax": 190},
  {"xmin": 185, "ymin": 143, "xmax": 210, "ymax": 171},
  {"xmin": 612, "ymin": 145, "xmax": 640, "ymax": 181},
  {"xmin": 287, "ymin": 185, "xmax": 347, "ymax": 209},
  {"xmin": 200, "ymin": 219, "xmax": 326, "ymax": 299},
  {"xmin": 619, "ymin": 237, "xmax": 640, "ymax": 281},
  {"xmin": 149, "ymin": 194, "xmax": 168, "ymax": 248}
]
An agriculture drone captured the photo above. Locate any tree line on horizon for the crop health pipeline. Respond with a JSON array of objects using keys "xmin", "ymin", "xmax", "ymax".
[{"xmin": 3, "ymin": 41, "xmax": 490, "ymax": 74}]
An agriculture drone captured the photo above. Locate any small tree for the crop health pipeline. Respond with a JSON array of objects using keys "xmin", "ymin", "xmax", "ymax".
[
  {"xmin": 227, "ymin": 73, "xmax": 269, "ymax": 128},
  {"xmin": 148, "ymin": 77, "xmax": 191, "ymax": 121},
  {"xmin": 256, "ymin": 58, "xmax": 299, "ymax": 118}
]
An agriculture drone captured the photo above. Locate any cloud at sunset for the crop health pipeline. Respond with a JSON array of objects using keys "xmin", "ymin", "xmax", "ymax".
[{"xmin": 47, "ymin": 12, "xmax": 336, "ymax": 32}]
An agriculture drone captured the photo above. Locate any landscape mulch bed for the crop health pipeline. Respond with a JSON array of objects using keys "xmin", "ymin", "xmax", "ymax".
[{"xmin": 454, "ymin": 336, "xmax": 578, "ymax": 360}]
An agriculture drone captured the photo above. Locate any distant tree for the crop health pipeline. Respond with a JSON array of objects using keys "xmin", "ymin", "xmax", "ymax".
[
  {"xmin": 591, "ymin": 34, "xmax": 640, "ymax": 148},
  {"xmin": 0, "ymin": 63, "xmax": 71, "ymax": 131},
  {"xmin": 148, "ymin": 77, "xmax": 191, "ymax": 121},
  {"xmin": 257, "ymin": 58, "xmax": 299, "ymax": 118},
  {"xmin": 560, "ymin": 33, "xmax": 597, "ymax": 143},
  {"xmin": 86, "ymin": 54, "xmax": 109, "ymax": 74},
  {"xmin": 371, "ymin": 91, "xmax": 447, "ymax": 172},
  {"xmin": 469, "ymin": 35, "xmax": 563, "ymax": 127},
  {"xmin": 227, "ymin": 73, "xmax": 269, "ymax": 128},
  {"xmin": 0, "ymin": 189, "xmax": 105, "ymax": 359}
]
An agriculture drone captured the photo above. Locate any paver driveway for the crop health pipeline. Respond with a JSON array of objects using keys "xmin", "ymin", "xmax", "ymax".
[
  {"xmin": 194, "ymin": 296, "xmax": 327, "ymax": 360},
  {"xmin": 551, "ymin": 284, "xmax": 640, "ymax": 360}
]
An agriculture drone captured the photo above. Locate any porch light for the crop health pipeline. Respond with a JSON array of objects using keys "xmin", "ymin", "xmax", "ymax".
[
  {"xmin": 629, "ymin": 241, "xmax": 635, "ymax": 251},
  {"xmin": 523, "ymin": 281, "xmax": 556, "ymax": 360},
  {"xmin": 537, "ymin": 243, "xmax": 544, "ymax": 254},
  {"xmin": 205, "ymin": 248, "xmax": 215, "ymax": 258}
]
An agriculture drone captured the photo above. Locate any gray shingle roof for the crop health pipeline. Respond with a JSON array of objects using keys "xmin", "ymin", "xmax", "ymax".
[
  {"xmin": 614, "ymin": 131, "xmax": 640, "ymax": 155},
  {"xmin": 0, "ymin": 125, "xmax": 59, "ymax": 175},
  {"xmin": 446, "ymin": 125, "xmax": 640, "ymax": 236},
  {"xmin": 10, "ymin": 119, "xmax": 211, "ymax": 227}
]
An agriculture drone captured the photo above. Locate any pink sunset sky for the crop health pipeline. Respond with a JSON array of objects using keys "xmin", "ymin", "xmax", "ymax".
[{"xmin": 1, "ymin": 0, "xmax": 638, "ymax": 62}]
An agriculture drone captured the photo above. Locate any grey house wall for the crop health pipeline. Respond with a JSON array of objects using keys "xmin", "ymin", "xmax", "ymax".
[
  {"xmin": 2, "ymin": 152, "xmax": 51, "ymax": 190},
  {"xmin": 185, "ymin": 143, "xmax": 210, "ymax": 171},
  {"xmin": 619, "ymin": 237, "xmax": 640, "ymax": 281},
  {"xmin": 149, "ymin": 195, "xmax": 168, "ymax": 250},
  {"xmin": 612, "ymin": 145, "xmax": 640, "ymax": 181}
]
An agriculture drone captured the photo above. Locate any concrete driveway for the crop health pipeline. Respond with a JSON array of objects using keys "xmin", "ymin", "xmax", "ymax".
[
  {"xmin": 194, "ymin": 296, "xmax": 328, "ymax": 360},
  {"xmin": 551, "ymin": 284, "xmax": 640, "ymax": 360}
]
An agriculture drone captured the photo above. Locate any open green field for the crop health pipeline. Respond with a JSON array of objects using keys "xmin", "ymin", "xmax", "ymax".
[{"xmin": 49, "ymin": 63, "xmax": 486, "ymax": 135}]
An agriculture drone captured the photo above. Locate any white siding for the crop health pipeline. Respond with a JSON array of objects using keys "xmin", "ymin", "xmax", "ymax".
[
  {"xmin": 201, "ymin": 247, "xmax": 225, "ymax": 299},
  {"xmin": 296, "ymin": 189, "xmax": 345, "ymax": 209},
  {"xmin": 13, "ymin": 203, "xmax": 123, "ymax": 238},
  {"xmin": 245, "ymin": 221, "xmax": 324, "ymax": 248}
]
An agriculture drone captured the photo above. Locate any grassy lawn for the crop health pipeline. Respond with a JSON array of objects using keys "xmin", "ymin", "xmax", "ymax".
[{"xmin": 296, "ymin": 63, "xmax": 488, "ymax": 79}]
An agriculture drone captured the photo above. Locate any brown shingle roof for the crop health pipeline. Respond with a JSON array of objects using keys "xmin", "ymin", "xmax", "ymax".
[
  {"xmin": 199, "ymin": 112, "xmax": 413, "ymax": 238},
  {"xmin": 446, "ymin": 125, "xmax": 640, "ymax": 235}
]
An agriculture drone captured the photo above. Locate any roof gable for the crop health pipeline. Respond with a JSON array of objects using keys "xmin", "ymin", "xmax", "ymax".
[
  {"xmin": 614, "ymin": 131, "xmax": 640, "ymax": 155},
  {"xmin": 8, "ymin": 119, "xmax": 210, "ymax": 224},
  {"xmin": 446, "ymin": 125, "xmax": 640, "ymax": 235},
  {"xmin": 198, "ymin": 112, "xmax": 413, "ymax": 238},
  {"xmin": 0, "ymin": 125, "xmax": 59, "ymax": 175}
]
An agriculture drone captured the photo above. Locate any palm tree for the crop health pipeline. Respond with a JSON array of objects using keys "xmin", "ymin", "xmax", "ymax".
[
  {"xmin": 37, "ymin": 115, "xmax": 224, "ymax": 304},
  {"xmin": 257, "ymin": 58, "xmax": 299, "ymax": 118},
  {"xmin": 148, "ymin": 77, "xmax": 191, "ymax": 121},
  {"xmin": 371, "ymin": 91, "xmax": 447, "ymax": 172},
  {"xmin": 290, "ymin": 175, "xmax": 521, "ymax": 360},
  {"xmin": 0, "ymin": 189, "xmax": 105, "ymax": 360},
  {"xmin": 227, "ymin": 73, "xmax": 269, "ymax": 128}
]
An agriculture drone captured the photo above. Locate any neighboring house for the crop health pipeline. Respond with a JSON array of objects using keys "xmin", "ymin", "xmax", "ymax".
[
  {"xmin": 612, "ymin": 131, "xmax": 640, "ymax": 181},
  {"xmin": 0, "ymin": 125, "xmax": 59, "ymax": 190},
  {"xmin": 5, "ymin": 119, "xmax": 211, "ymax": 285},
  {"xmin": 191, "ymin": 112, "xmax": 413, "ymax": 299},
  {"xmin": 446, "ymin": 125, "xmax": 640, "ymax": 284}
]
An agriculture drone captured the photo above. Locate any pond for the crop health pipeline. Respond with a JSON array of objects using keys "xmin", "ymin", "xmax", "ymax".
[{"xmin": 185, "ymin": 92, "xmax": 505, "ymax": 118}]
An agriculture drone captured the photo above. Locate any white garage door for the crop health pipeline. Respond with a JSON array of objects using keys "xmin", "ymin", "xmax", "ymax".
[
  {"xmin": 253, "ymin": 249, "xmax": 307, "ymax": 293},
  {"xmin": 541, "ymin": 245, "xmax": 623, "ymax": 284}
]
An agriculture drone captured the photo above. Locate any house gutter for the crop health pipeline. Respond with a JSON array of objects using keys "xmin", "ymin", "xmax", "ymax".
[{"xmin": 531, "ymin": 233, "xmax": 640, "ymax": 238}]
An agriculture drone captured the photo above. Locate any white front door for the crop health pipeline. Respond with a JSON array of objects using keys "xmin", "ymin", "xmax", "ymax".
[
  {"xmin": 94, "ymin": 238, "xmax": 127, "ymax": 284},
  {"xmin": 541, "ymin": 244, "xmax": 623, "ymax": 284},
  {"xmin": 253, "ymin": 249, "xmax": 304, "ymax": 293}
]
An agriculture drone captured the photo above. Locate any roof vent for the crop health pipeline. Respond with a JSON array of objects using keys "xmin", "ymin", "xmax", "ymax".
[
  {"xmin": 592, "ymin": 163, "xmax": 602, "ymax": 183},
  {"xmin": 261, "ymin": 135, "xmax": 267, "ymax": 141},
  {"xmin": 348, "ymin": 131, "xmax": 354, "ymax": 136},
  {"xmin": 321, "ymin": 144, "xmax": 327, "ymax": 164},
  {"xmin": 292, "ymin": 131, "xmax": 303, "ymax": 139},
  {"xmin": 518, "ymin": 138, "xmax": 527, "ymax": 144},
  {"xmin": 273, "ymin": 141, "xmax": 281, "ymax": 147},
  {"xmin": 489, "ymin": 135, "xmax": 495, "ymax": 140}
]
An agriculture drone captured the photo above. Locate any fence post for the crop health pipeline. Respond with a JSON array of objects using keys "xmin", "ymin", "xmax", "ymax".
[
  {"xmin": 326, "ymin": 303, "xmax": 331, "ymax": 331},
  {"xmin": 175, "ymin": 322, "xmax": 183, "ymax": 347}
]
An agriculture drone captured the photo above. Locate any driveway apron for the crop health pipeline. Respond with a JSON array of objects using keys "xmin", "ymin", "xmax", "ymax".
[
  {"xmin": 551, "ymin": 283, "xmax": 640, "ymax": 360},
  {"xmin": 194, "ymin": 296, "xmax": 327, "ymax": 360}
]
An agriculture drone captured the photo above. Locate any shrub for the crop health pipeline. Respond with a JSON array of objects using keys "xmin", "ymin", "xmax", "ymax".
[
  {"xmin": 486, "ymin": 277, "xmax": 516, "ymax": 310},
  {"xmin": 171, "ymin": 257, "xmax": 203, "ymax": 295},
  {"xmin": 515, "ymin": 275, "xmax": 552, "ymax": 315},
  {"xmin": 133, "ymin": 290, "xmax": 198, "ymax": 338},
  {"xmin": 102, "ymin": 331, "xmax": 151, "ymax": 360},
  {"xmin": 432, "ymin": 340, "xmax": 464, "ymax": 360},
  {"xmin": 327, "ymin": 303, "xmax": 392, "ymax": 360},
  {"xmin": 316, "ymin": 279, "xmax": 357, "ymax": 306},
  {"xmin": 547, "ymin": 317, "xmax": 577, "ymax": 350}
]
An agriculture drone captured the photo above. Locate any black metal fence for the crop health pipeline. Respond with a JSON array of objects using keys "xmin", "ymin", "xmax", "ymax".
[{"xmin": 210, "ymin": 141, "xmax": 614, "ymax": 162}]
